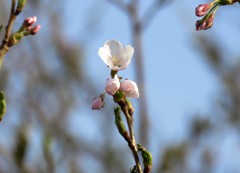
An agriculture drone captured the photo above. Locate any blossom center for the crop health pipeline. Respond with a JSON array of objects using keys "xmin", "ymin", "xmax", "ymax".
[{"xmin": 111, "ymin": 56, "xmax": 121, "ymax": 67}]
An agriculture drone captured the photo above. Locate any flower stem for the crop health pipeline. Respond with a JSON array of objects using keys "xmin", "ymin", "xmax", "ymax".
[{"xmin": 118, "ymin": 101, "xmax": 143, "ymax": 173}]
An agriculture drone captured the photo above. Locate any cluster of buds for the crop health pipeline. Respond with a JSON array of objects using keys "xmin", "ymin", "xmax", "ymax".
[
  {"xmin": 8, "ymin": 16, "xmax": 41, "ymax": 47},
  {"xmin": 0, "ymin": 1, "xmax": 41, "ymax": 121},
  {"xmin": 0, "ymin": 2, "xmax": 41, "ymax": 68},
  {"xmin": 195, "ymin": 0, "xmax": 239, "ymax": 31},
  {"xmin": 23, "ymin": 16, "xmax": 41, "ymax": 35},
  {"xmin": 92, "ymin": 40, "xmax": 139, "ymax": 110}
]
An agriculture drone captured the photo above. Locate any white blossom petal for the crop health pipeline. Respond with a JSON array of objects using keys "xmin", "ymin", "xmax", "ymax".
[
  {"xmin": 121, "ymin": 45, "xmax": 134, "ymax": 69},
  {"xmin": 98, "ymin": 40, "xmax": 134, "ymax": 71},
  {"xmin": 98, "ymin": 47, "xmax": 113, "ymax": 68},
  {"xmin": 107, "ymin": 40, "xmax": 123, "ymax": 57}
]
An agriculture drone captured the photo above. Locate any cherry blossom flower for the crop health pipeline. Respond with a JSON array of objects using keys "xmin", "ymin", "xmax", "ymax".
[
  {"xmin": 105, "ymin": 75, "xmax": 120, "ymax": 95},
  {"xmin": 120, "ymin": 79, "xmax": 139, "ymax": 98},
  {"xmin": 98, "ymin": 40, "xmax": 134, "ymax": 71}
]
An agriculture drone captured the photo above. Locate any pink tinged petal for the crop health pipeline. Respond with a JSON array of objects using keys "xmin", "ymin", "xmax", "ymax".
[
  {"xmin": 196, "ymin": 14, "xmax": 214, "ymax": 31},
  {"xmin": 195, "ymin": 4, "xmax": 210, "ymax": 17},
  {"xmin": 24, "ymin": 16, "xmax": 37, "ymax": 28},
  {"xmin": 196, "ymin": 20, "xmax": 206, "ymax": 31},
  {"xmin": 92, "ymin": 96, "xmax": 105, "ymax": 110},
  {"xmin": 120, "ymin": 79, "xmax": 139, "ymax": 98},
  {"xmin": 105, "ymin": 75, "xmax": 120, "ymax": 95},
  {"xmin": 30, "ymin": 25, "xmax": 41, "ymax": 35}
]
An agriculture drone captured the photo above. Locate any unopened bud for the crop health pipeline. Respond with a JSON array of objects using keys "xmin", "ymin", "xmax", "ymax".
[
  {"xmin": 120, "ymin": 79, "xmax": 139, "ymax": 98},
  {"xmin": 105, "ymin": 75, "xmax": 120, "ymax": 95},
  {"xmin": 30, "ymin": 25, "xmax": 41, "ymax": 35},
  {"xmin": 195, "ymin": 4, "xmax": 211, "ymax": 17},
  {"xmin": 196, "ymin": 14, "xmax": 214, "ymax": 31},
  {"xmin": 23, "ymin": 16, "xmax": 37, "ymax": 28},
  {"xmin": 92, "ymin": 95, "xmax": 105, "ymax": 110}
]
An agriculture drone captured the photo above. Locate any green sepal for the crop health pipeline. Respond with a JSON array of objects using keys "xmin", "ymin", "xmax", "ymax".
[
  {"xmin": 113, "ymin": 90, "xmax": 125, "ymax": 103},
  {"xmin": 0, "ymin": 91, "xmax": 6, "ymax": 121}
]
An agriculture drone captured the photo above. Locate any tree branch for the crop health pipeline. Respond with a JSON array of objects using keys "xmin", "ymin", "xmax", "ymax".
[
  {"xmin": 118, "ymin": 102, "xmax": 143, "ymax": 173},
  {"xmin": 2, "ymin": 0, "xmax": 17, "ymax": 46}
]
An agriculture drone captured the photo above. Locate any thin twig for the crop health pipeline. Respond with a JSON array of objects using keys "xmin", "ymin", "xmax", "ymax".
[
  {"xmin": 2, "ymin": 0, "xmax": 17, "ymax": 46},
  {"xmin": 120, "ymin": 103, "xmax": 143, "ymax": 173},
  {"xmin": 0, "ymin": 0, "xmax": 18, "ymax": 62}
]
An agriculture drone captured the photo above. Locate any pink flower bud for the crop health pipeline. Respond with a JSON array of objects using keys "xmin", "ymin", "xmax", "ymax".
[
  {"xmin": 196, "ymin": 14, "xmax": 214, "ymax": 31},
  {"xmin": 196, "ymin": 20, "xmax": 206, "ymax": 31},
  {"xmin": 92, "ymin": 96, "xmax": 105, "ymax": 110},
  {"xmin": 30, "ymin": 25, "xmax": 41, "ymax": 35},
  {"xmin": 23, "ymin": 16, "xmax": 37, "ymax": 28},
  {"xmin": 105, "ymin": 75, "xmax": 120, "ymax": 95},
  {"xmin": 195, "ymin": 4, "xmax": 210, "ymax": 17},
  {"xmin": 120, "ymin": 79, "xmax": 139, "ymax": 98}
]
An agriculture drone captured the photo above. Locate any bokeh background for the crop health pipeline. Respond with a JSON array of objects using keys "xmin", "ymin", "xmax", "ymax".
[{"xmin": 1, "ymin": 0, "xmax": 240, "ymax": 173}]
